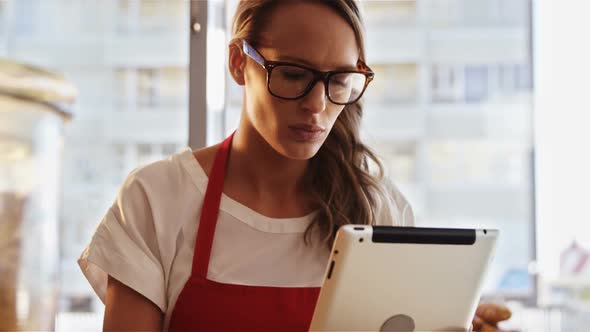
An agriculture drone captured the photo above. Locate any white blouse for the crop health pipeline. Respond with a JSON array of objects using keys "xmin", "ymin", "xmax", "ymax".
[{"xmin": 78, "ymin": 148, "xmax": 414, "ymax": 330}]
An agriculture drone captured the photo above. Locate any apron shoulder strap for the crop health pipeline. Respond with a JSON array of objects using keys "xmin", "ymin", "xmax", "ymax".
[{"xmin": 191, "ymin": 132, "xmax": 235, "ymax": 277}]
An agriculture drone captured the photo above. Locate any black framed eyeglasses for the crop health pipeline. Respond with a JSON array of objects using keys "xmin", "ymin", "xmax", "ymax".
[{"xmin": 241, "ymin": 39, "xmax": 374, "ymax": 106}]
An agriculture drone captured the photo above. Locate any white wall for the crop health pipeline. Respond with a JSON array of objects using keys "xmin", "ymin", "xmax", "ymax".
[{"xmin": 535, "ymin": 0, "xmax": 590, "ymax": 282}]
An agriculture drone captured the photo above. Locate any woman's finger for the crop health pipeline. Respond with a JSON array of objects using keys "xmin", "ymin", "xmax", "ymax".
[
  {"xmin": 476, "ymin": 303, "xmax": 512, "ymax": 325},
  {"xmin": 472, "ymin": 315, "xmax": 485, "ymax": 331},
  {"xmin": 472, "ymin": 315, "xmax": 502, "ymax": 332}
]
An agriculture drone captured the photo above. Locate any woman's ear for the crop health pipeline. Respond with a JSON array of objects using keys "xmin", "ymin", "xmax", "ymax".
[{"xmin": 228, "ymin": 43, "xmax": 246, "ymax": 86}]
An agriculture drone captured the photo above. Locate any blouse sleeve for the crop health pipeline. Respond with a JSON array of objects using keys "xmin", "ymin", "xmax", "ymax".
[
  {"xmin": 78, "ymin": 168, "xmax": 168, "ymax": 312},
  {"xmin": 374, "ymin": 177, "xmax": 416, "ymax": 227}
]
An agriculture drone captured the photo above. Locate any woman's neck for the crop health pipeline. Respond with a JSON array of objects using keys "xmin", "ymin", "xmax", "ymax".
[{"xmin": 227, "ymin": 126, "xmax": 309, "ymax": 198}]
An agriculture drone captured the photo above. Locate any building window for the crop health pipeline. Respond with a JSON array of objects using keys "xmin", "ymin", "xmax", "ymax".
[
  {"xmin": 117, "ymin": 0, "xmax": 184, "ymax": 34},
  {"xmin": 376, "ymin": 141, "xmax": 418, "ymax": 184},
  {"xmin": 137, "ymin": 68, "xmax": 159, "ymax": 108},
  {"xmin": 0, "ymin": 2, "xmax": 8, "ymax": 36},
  {"xmin": 498, "ymin": 64, "xmax": 517, "ymax": 95},
  {"xmin": 112, "ymin": 143, "xmax": 127, "ymax": 184},
  {"xmin": 162, "ymin": 143, "xmax": 179, "ymax": 157},
  {"xmin": 432, "ymin": 65, "xmax": 463, "ymax": 103},
  {"xmin": 137, "ymin": 143, "xmax": 154, "ymax": 166},
  {"xmin": 464, "ymin": 65, "xmax": 488, "ymax": 103},
  {"xmin": 116, "ymin": 67, "xmax": 187, "ymax": 110},
  {"xmin": 368, "ymin": 64, "xmax": 418, "ymax": 105},
  {"xmin": 364, "ymin": 1, "xmax": 417, "ymax": 27},
  {"xmin": 13, "ymin": 0, "xmax": 37, "ymax": 36},
  {"xmin": 158, "ymin": 68, "xmax": 188, "ymax": 107},
  {"xmin": 515, "ymin": 63, "xmax": 532, "ymax": 91}
]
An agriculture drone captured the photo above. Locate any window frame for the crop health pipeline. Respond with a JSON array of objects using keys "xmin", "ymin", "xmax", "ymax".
[{"xmin": 188, "ymin": 1, "xmax": 208, "ymax": 149}]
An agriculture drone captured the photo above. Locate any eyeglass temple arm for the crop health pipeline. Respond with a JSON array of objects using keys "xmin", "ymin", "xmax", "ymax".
[
  {"xmin": 357, "ymin": 59, "xmax": 374, "ymax": 75},
  {"xmin": 242, "ymin": 40, "xmax": 266, "ymax": 67}
]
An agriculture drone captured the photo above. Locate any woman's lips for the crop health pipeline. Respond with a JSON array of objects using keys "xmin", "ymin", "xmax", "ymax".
[{"xmin": 288, "ymin": 124, "xmax": 325, "ymax": 142}]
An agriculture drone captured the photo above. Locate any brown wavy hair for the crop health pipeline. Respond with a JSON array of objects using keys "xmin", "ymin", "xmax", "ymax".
[{"xmin": 230, "ymin": 0, "xmax": 388, "ymax": 247}]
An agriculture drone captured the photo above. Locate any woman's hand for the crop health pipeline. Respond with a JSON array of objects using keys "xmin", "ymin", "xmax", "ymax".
[{"xmin": 472, "ymin": 303, "xmax": 512, "ymax": 331}]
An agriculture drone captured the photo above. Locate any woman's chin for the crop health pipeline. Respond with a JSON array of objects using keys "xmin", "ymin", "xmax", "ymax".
[{"xmin": 278, "ymin": 142, "xmax": 323, "ymax": 161}]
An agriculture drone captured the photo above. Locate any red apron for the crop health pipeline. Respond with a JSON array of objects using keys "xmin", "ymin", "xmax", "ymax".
[{"xmin": 168, "ymin": 133, "xmax": 321, "ymax": 332}]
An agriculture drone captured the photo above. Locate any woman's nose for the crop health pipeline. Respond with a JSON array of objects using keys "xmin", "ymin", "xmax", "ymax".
[{"xmin": 300, "ymin": 80, "xmax": 327, "ymax": 114}]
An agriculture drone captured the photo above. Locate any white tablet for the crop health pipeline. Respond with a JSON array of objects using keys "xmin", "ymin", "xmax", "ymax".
[{"xmin": 309, "ymin": 225, "xmax": 498, "ymax": 332}]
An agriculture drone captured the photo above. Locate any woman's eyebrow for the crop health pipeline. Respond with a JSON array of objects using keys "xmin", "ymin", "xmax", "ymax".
[{"xmin": 276, "ymin": 55, "xmax": 357, "ymax": 71}]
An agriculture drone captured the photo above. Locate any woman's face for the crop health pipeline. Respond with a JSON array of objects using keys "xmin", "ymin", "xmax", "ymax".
[{"xmin": 238, "ymin": 1, "xmax": 360, "ymax": 160}]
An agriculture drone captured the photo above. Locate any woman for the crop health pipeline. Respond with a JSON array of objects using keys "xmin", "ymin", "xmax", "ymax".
[{"xmin": 79, "ymin": 0, "xmax": 512, "ymax": 331}]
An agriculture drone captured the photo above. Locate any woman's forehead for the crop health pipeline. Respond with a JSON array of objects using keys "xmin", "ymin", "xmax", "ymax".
[{"xmin": 256, "ymin": 1, "xmax": 360, "ymax": 70}]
